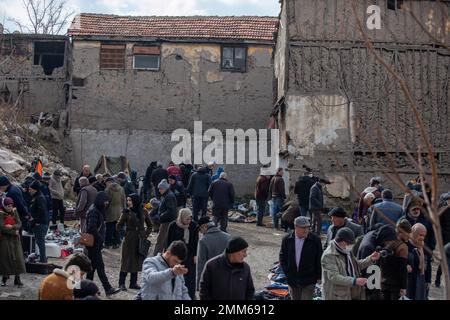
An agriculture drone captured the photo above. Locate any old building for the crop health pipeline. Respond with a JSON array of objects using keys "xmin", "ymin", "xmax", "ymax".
[
  {"xmin": 273, "ymin": 0, "xmax": 450, "ymax": 203},
  {"xmin": 0, "ymin": 33, "xmax": 68, "ymax": 121},
  {"xmin": 66, "ymin": 14, "xmax": 278, "ymax": 194}
]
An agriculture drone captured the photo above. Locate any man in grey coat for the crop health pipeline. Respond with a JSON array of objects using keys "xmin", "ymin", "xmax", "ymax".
[
  {"xmin": 324, "ymin": 207, "xmax": 363, "ymax": 249},
  {"xmin": 196, "ymin": 217, "xmax": 232, "ymax": 290},
  {"xmin": 141, "ymin": 240, "xmax": 191, "ymax": 300}
]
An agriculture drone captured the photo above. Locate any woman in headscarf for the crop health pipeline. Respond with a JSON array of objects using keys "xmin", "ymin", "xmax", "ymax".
[
  {"xmin": 0, "ymin": 197, "xmax": 26, "ymax": 287},
  {"xmin": 116, "ymin": 193, "xmax": 152, "ymax": 291},
  {"xmin": 166, "ymin": 208, "xmax": 199, "ymax": 299}
]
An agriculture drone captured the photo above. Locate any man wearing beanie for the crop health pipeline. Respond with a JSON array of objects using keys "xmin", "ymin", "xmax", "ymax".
[
  {"xmin": 153, "ymin": 179, "xmax": 177, "ymax": 256},
  {"xmin": 322, "ymin": 227, "xmax": 380, "ymax": 300},
  {"xmin": 280, "ymin": 216, "xmax": 322, "ymax": 300},
  {"xmin": 378, "ymin": 221, "xmax": 410, "ymax": 300},
  {"xmin": 199, "ymin": 236, "xmax": 255, "ymax": 300},
  {"xmin": 324, "ymin": 207, "xmax": 363, "ymax": 249},
  {"xmin": 0, "ymin": 176, "xmax": 30, "ymax": 225},
  {"xmin": 196, "ymin": 217, "xmax": 231, "ymax": 290},
  {"xmin": 29, "ymin": 180, "xmax": 49, "ymax": 263}
]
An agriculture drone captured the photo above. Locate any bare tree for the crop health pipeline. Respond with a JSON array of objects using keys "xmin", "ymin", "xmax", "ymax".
[{"xmin": 9, "ymin": 0, "xmax": 75, "ymax": 35}]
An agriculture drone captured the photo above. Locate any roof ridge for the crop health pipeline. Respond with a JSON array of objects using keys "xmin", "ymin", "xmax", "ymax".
[{"xmin": 77, "ymin": 13, "xmax": 278, "ymax": 19}]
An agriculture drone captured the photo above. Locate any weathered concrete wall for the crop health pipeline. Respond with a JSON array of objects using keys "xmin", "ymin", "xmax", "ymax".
[
  {"xmin": 287, "ymin": 0, "xmax": 450, "ymax": 44},
  {"xmin": 68, "ymin": 40, "xmax": 274, "ymax": 195},
  {"xmin": 0, "ymin": 35, "xmax": 67, "ymax": 118},
  {"xmin": 274, "ymin": 0, "xmax": 288, "ymax": 99}
]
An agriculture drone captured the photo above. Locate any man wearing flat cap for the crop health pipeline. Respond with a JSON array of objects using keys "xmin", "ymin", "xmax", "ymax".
[
  {"xmin": 279, "ymin": 216, "xmax": 322, "ymax": 300},
  {"xmin": 324, "ymin": 207, "xmax": 363, "ymax": 249},
  {"xmin": 199, "ymin": 236, "xmax": 255, "ymax": 300}
]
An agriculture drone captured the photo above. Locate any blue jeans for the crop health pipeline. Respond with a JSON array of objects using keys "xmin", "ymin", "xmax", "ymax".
[
  {"xmin": 269, "ymin": 198, "xmax": 284, "ymax": 229},
  {"xmin": 33, "ymin": 224, "xmax": 48, "ymax": 263}
]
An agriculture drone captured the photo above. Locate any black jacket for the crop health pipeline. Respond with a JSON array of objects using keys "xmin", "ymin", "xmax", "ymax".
[
  {"xmin": 73, "ymin": 173, "xmax": 94, "ymax": 195},
  {"xmin": 120, "ymin": 180, "xmax": 136, "ymax": 198},
  {"xmin": 6, "ymin": 184, "xmax": 29, "ymax": 220},
  {"xmin": 144, "ymin": 162, "xmax": 157, "ymax": 189},
  {"xmin": 309, "ymin": 182, "xmax": 323, "ymax": 211},
  {"xmin": 151, "ymin": 168, "xmax": 168, "ymax": 189},
  {"xmin": 158, "ymin": 190, "xmax": 178, "ymax": 224},
  {"xmin": 86, "ymin": 192, "xmax": 109, "ymax": 248},
  {"xmin": 30, "ymin": 191, "xmax": 49, "ymax": 225},
  {"xmin": 440, "ymin": 207, "xmax": 450, "ymax": 244},
  {"xmin": 200, "ymin": 253, "xmax": 255, "ymax": 300},
  {"xmin": 209, "ymin": 178, "xmax": 235, "ymax": 210},
  {"xmin": 40, "ymin": 182, "xmax": 52, "ymax": 212},
  {"xmin": 294, "ymin": 176, "xmax": 316, "ymax": 208},
  {"xmin": 187, "ymin": 167, "xmax": 211, "ymax": 198},
  {"xmin": 166, "ymin": 221, "xmax": 199, "ymax": 263},
  {"xmin": 170, "ymin": 182, "xmax": 187, "ymax": 207},
  {"xmin": 279, "ymin": 231, "xmax": 322, "ymax": 286},
  {"xmin": 401, "ymin": 213, "xmax": 436, "ymax": 251}
]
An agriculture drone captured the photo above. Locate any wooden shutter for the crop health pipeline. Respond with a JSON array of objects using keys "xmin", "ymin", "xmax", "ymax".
[
  {"xmin": 100, "ymin": 44, "xmax": 126, "ymax": 69},
  {"xmin": 133, "ymin": 46, "xmax": 160, "ymax": 55}
]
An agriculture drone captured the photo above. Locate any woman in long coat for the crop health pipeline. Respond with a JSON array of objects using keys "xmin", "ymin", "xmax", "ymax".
[
  {"xmin": 116, "ymin": 193, "xmax": 152, "ymax": 291},
  {"xmin": 0, "ymin": 197, "xmax": 26, "ymax": 287},
  {"xmin": 166, "ymin": 208, "xmax": 199, "ymax": 300}
]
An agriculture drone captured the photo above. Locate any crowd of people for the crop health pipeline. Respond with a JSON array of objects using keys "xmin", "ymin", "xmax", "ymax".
[{"xmin": 0, "ymin": 162, "xmax": 449, "ymax": 301}]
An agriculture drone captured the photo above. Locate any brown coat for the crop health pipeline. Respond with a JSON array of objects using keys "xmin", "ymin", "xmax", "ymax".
[
  {"xmin": 75, "ymin": 185, "xmax": 98, "ymax": 219},
  {"xmin": 105, "ymin": 183, "xmax": 126, "ymax": 223},
  {"xmin": 268, "ymin": 175, "xmax": 286, "ymax": 199},
  {"xmin": 38, "ymin": 269, "xmax": 74, "ymax": 300},
  {"xmin": 116, "ymin": 208, "xmax": 152, "ymax": 272},
  {"xmin": 254, "ymin": 175, "xmax": 270, "ymax": 201},
  {"xmin": 0, "ymin": 208, "xmax": 26, "ymax": 276}
]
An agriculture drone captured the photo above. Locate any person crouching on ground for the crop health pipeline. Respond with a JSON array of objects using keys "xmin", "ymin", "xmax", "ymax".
[{"xmin": 321, "ymin": 227, "xmax": 380, "ymax": 300}]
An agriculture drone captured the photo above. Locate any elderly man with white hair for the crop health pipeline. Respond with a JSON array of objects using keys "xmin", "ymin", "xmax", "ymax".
[
  {"xmin": 73, "ymin": 165, "xmax": 94, "ymax": 196},
  {"xmin": 407, "ymin": 223, "xmax": 432, "ymax": 300},
  {"xmin": 208, "ymin": 172, "xmax": 235, "ymax": 232}
]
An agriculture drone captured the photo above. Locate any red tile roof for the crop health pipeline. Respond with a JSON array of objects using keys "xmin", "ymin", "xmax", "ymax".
[{"xmin": 68, "ymin": 14, "xmax": 278, "ymax": 42}]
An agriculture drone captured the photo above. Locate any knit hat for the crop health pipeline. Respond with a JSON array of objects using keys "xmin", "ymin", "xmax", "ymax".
[
  {"xmin": 29, "ymin": 180, "xmax": 41, "ymax": 191},
  {"xmin": 149, "ymin": 198, "xmax": 160, "ymax": 208},
  {"xmin": 197, "ymin": 216, "xmax": 210, "ymax": 226},
  {"xmin": 329, "ymin": 207, "xmax": 347, "ymax": 218},
  {"xmin": 158, "ymin": 179, "xmax": 170, "ymax": 190},
  {"xmin": 396, "ymin": 219, "xmax": 412, "ymax": 233},
  {"xmin": 117, "ymin": 172, "xmax": 127, "ymax": 180},
  {"xmin": 409, "ymin": 197, "xmax": 424, "ymax": 210},
  {"xmin": 88, "ymin": 176, "xmax": 97, "ymax": 184},
  {"xmin": 335, "ymin": 227, "xmax": 355, "ymax": 244},
  {"xmin": 376, "ymin": 225, "xmax": 397, "ymax": 243},
  {"xmin": 2, "ymin": 197, "xmax": 14, "ymax": 206},
  {"xmin": 294, "ymin": 216, "xmax": 311, "ymax": 228},
  {"xmin": 168, "ymin": 175, "xmax": 177, "ymax": 181},
  {"xmin": 226, "ymin": 237, "xmax": 249, "ymax": 254},
  {"xmin": 0, "ymin": 176, "xmax": 10, "ymax": 186},
  {"xmin": 42, "ymin": 172, "xmax": 51, "ymax": 180},
  {"xmin": 105, "ymin": 177, "xmax": 115, "ymax": 183}
]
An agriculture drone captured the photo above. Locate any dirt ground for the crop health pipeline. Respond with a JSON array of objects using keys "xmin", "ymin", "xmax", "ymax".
[{"xmin": 0, "ymin": 221, "xmax": 445, "ymax": 300}]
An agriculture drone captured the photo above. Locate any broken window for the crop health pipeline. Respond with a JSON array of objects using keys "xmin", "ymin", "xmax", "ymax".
[
  {"xmin": 133, "ymin": 46, "xmax": 160, "ymax": 70},
  {"xmin": 34, "ymin": 41, "xmax": 65, "ymax": 75},
  {"xmin": 221, "ymin": 46, "xmax": 247, "ymax": 72},
  {"xmin": 100, "ymin": 44, "xmax": 126, "ymax": 69},
  {"xmin": 387, "ymin": 0, "xmax": 404, "ymax": 10}
]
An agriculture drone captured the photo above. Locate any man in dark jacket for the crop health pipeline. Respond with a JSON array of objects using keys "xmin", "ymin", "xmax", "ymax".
[
  {"xmin": 254, "ymin": 169, "xmax": 271, "ymax": 227},
  {"xmin": 200, "ymin": 237, "xmax": 255, "ymax": 300},
  {"xmin": 117, "ymin": 172, "xmax": 136, "ymax": 198},
  {"xmin": 168, "ymin": 175, "xmax": 187, "ymax": 208},
  {"xmin": 208, "ymin": 172, "xmax": 235, "ymax": 232},
  {"xmin": 143, "ymin": 162, "xmax": 157, "ymax": 202},
  {"xmin": 309, "ymin": 178, "xmax": 330, "ymax": 235},
  {"xmin": 85, "ymin": 191, "xmax": 120, "ymax": 296},
  {"xmin": 187, "ymin": 166, "xmax": 211, "ymax": 222},
  {"xmin": 268, "ymin": 168, "xmax": 286, "ymax": 229},
  {"xmin": 151, "ymin": 165, "xmax": 169, "ymax": 199},
  {"xmin": 41, "ymin": 172, "xmax": 53, "ymax": 222},
  {"xmin": 73, "ymin": 165, "xmax": 94, "ymax": 196},
  {"xmin": 435, "ymin": 194, "xmax": 450, "ymax": 287},
  {"xmin": 153, "ymin": 179, "xmax": 178, "ymax": 256},
  {"xmin": 324, "ymin": 207, "xmax": 363, "ymax": 249},
  {"xmin": 0, "ymin": 176, "xmax": 29, "ymax": 225},
  {"xmin": 75, "ymin": 177, "xmax": 98, "ymax": 233},
  {"xmin": 28, "ymin": 181, "xmax": 49, "ymax": 263},
  {"xmin": 279, "ymin": 216, "xmax": 322, "ymax": 300},
  {"xmin": 294, "ymin": 171, "xmax": 316, "ymax": 218}
]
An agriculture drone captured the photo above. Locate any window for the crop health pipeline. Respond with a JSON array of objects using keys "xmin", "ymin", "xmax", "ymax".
[
  {"xmin": 387, "ymin": 0, "xmax": 403, "ymax": 10},
  {"xmin": 221, "ymin": 46, "xmax": 247, "ymax": 72},
  {"xmin": 34, "ymin": 41, "xmax": 65, "ymax": 75},
  {"xmin": 133, "ymin": 46, "xmax": 160, "ymax": 70},
  {"xmin": 100, "ymin": 44, "xmax": 126, "ymax": 69}
]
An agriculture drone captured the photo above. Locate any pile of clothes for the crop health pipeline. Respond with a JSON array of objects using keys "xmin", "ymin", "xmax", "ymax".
[
  {"xmin": 255, "ymin": 263, "xmax": 290, "ymax": 300},
  {"xmin": 228, "ymin": 201, "xmax": 257, "ymax": 223}
]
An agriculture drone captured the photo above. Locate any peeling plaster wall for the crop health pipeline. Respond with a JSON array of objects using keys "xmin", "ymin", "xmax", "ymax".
[
  {"xmin": 274, "ymin": 0, "xmax": 288, "ymax": 98},
  {"xmin": 0, "ymin": 36, "xmax": 67, "ymax": 118},
  {"xmin": 68, "ymin": 40, "xmax": 274, "ymax": 195}
]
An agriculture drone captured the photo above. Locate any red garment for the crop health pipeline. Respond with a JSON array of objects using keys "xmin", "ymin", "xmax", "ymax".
[
  {"xmin": 167, "ymin": 165, "xmax": 182, "ymax": 177},
  {"xmin": 4, "ymin": 215, "xmax": 17, "ymax": 226}
]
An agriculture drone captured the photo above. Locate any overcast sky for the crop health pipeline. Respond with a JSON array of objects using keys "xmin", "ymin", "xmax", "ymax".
[{"xmin": 0, "ymin": 0, "xmax": 281, "ymax": 33}]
